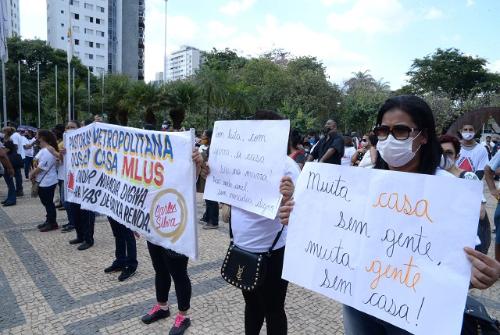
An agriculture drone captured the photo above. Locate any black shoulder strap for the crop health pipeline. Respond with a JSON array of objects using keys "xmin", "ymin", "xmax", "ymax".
[
  {"xmin": 229, "ymin": 213, "xmax": 285, "ymax": 255},
  {"xmin": 459, "ymin": 171, "xmax": 467, "ymax": 179}
]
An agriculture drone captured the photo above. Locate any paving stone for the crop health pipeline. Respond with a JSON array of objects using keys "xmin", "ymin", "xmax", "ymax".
[{"xmin": 0, "ymin": 180, "xmax": 497, "ymax": 334}]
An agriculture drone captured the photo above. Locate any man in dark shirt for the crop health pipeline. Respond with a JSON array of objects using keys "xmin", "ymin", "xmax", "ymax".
[{"xmin": 307, "ymin": 119, "xmax": 344, "ymax": 164}]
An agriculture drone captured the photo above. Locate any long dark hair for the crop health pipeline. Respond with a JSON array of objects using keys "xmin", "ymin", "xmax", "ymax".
[
  {"xmin": 37, "ymin": 129, "xmax": 59, "ymax": 152},
  {"xmin": 374, "ymin": 95, "xmax": 441, "ymax": 175}
]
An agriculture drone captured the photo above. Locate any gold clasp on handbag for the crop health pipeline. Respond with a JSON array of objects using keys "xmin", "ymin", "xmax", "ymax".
[{"xmin": 236, "ymin": 265, "xmax": 245, "ymax": 281}]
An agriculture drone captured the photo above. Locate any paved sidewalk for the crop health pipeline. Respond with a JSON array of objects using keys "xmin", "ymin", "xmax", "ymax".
[{"xmin": 0, "ymin": 180, "xmax": 498, "ymax": 334}]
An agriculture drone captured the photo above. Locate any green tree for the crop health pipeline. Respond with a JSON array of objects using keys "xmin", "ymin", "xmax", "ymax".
[
  {"xmin": 340, "ymin": 71, "xmax": 390, "ymax": 134},
  {"xmin": 407, "ymin": 48, "xmax": 500, "ymax": 100}
]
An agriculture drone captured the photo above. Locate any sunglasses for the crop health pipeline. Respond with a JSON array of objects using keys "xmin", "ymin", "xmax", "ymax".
[{"xmin": 373, "ymin": 125, "xmax": 419, "ymax": 141}]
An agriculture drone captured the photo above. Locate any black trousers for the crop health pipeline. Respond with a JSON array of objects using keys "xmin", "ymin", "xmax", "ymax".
[
  {"xmin": 147, "ymin": 241, "xmax": 191, "ymax": 312},
  {"xmin": 242, "ymin": 247, "xmax": 288, "ymax": 335},
  {"xmin": 38, "ymin": 184, "xmax": 57, "ymax": 224},
  {"xmin": 205, "ymin": 200, "xmax": 219, "ymax": 226},
  {"xmin": 67, "ymin": 202, "xmax": 95, "ymax": 243},
  {"xmin": 108, "ymin": 217, "xmax": 138, "ymax": 270}
]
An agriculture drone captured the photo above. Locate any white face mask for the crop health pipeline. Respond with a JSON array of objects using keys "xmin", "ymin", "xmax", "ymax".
[
  {"xmin": 440, "ymin": 155, "xmax": 455, "ymax": 171},
  {"xmin": 461, "ymin": 132, "xmax": 474, "ymax": 141},
  {"xmin": 377, "ymin": 133, "xmax": 421, "ymax": 168}
]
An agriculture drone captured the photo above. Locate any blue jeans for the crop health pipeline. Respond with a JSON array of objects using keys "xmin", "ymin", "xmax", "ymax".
[
  {"xmin": 108, "ymin": 217, "xmax": 137, "ymax": 270},
  {"xmin": 58, "ymin": 179, "xmax": 65, "ymax": 204},
  {"xmin": 343, "ymin": 305, "xmax": 411, "ymax": 335},
  {"xmin": 24, "ymin": 157, "xmax": 33, "ymax": 179},
  {"xmin": 67, "ymin": 202, "xmax": 95, "ymax": 243},
  {"xmin": 38, "ymin": 184, "xmax": 57, "ymax": 224},
  {"xmin": 14, "ymin": 167, "xmax": 23, "ymax": 193},
  {"xmin": 3, "ymin": 174, "xmax": 16, "ymax": 204}
]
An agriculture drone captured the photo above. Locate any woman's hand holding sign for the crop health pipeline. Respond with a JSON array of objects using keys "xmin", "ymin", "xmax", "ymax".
[
  {"xmin": 464, "ymin": 247, "xmax": 500, "ymax": 289},
  {"xmin": 279, "ymin": 176, "xmax": 295, "ymax": 226}
]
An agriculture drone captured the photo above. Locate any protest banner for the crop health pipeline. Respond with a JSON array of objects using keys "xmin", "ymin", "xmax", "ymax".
[
  {"xmin": 64, "ymin": 123, "xmax": 198, "ymax": 259},
  {"xmin": 283, "ymin": 163, "xmax": 483, "ymax": 335},
  {"xmin": 203, "ymin": 120, "xmax": 290, "ymax": 219}
]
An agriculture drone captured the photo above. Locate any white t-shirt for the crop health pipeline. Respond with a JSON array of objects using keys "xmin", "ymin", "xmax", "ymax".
[
  {"xmin": 231, "ymin": 157, "xmax": 301, "ymax": 253},
  {"xmin": 24, "ymin": 138, "xmax": 36, "ymax": 157},
  {"xmin": 341, "ymin": 146, "xmax": 356, "ymax": 166},
  {"xmin": 358, "ymin": 150, "xmax": 375, "ymax": 168},
  {"xmin": 457, "ymin": 143, "xmax": 489, "ymax": 173},
  {"xmin": 34, "ymin": 148, "xmax": 58, "ymax": 187},
  {"xmin": 10, "ymin": 132, "xmax": 26, "ymax": 159}
]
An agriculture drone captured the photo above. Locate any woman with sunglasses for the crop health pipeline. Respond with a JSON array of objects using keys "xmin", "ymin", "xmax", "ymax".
[
  {"xmin": 351, "ymin": 134, "xmax": 378, "ymax": 168},
  {"xmin": 278, "ymin": 95, "xmax": 500, "ymax": 334}
]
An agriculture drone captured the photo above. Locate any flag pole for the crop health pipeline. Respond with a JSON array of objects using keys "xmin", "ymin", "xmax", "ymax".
[
  {"xmin": 1, "ymin": 61, "xmax": 6, "ymax": 127},
  {"xmin": 18, "ymin": 60, "xmax": 21, "ymax": 126},
  {"xmin": 55, "ymin": 64, "xmax": 58, "ymax": 124},
  {"xmin": 37, "ymin": 63, "xmax": 40, "ymax": 128},
  {"xmin": 67, "ymin": 1, "xmax": 72, "ymax": 122},
  {"xmin": 87, "ymin": 67, "xmax": 90, "ymax": 115},
  {"xmin": 0, "ymin": 0, "xmax": 8, "ymax": 127}
]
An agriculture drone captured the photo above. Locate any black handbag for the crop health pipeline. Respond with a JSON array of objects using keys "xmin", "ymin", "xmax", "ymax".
[
  {"xmin": 221, "ymin": 218, "xmax": 284, "ymax": 292},
  {"xmin": 461, "ymin": 295, "xmax": 500, "ymax": 335}
]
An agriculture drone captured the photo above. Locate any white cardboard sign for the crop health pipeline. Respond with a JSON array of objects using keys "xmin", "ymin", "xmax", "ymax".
[
  {"xmin": 64, "ymin": 123, "xmax": 198, "ymax": 259},
  {"xmin": 283, "ymin": 163, "xmax": 482, "ymax": 335},
  {"xmin": 204, "ymin": 120, "xmax": 290, "ymax": 219}
]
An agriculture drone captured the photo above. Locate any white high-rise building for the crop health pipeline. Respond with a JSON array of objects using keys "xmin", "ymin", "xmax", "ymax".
[
  {"xmin": 47, "ymin": 0, "xmax": 145, "ymax": 79},
  {"xmin": 166, "ymin": 46, "xmax": 202, "ymax": 82},
  {"xmin": 3, "ymin": 0, "xmax": 20, "ymax": 37}
]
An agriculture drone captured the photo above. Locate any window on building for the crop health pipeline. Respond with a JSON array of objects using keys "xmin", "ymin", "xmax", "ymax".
[
  {"xmin": 96, "ymin": 43, "xmax": 102, "ymax": 49},
  {"xmin": 74, "ymin": 13, "xmax": 79, "ymax": 20},
  {"xmin": 89, "ymin": 66, "xmax": 94, "ymax": 72},
  {"xmin": 73, "ymin": 26, "xmax": 80, "ymax": 33},
  {"xmin": 60, "ymin": 10, "xmax": 64, "ymax": 14},
  {"xmin": 61, "ymin": 23, "xmax": 64, "ymax": 27},
  {"xmin": 75, "ymin": 39, "xmax": 79, "ymax": 45},
  {"xmin": 61, "ymin": 36, "xmax": 64, "ymax": 40},
  {"xmin": 97, "ymin": 30, "xmax": 105, "ymax": 37},
  {"xmin": 84, "ymin": 28, "xmax": 94, "ymax": 35},
  {"xmin": 89, "ymin": 41, "xmax": 94, "ymax": 48},
  {"xmin": 89, "ymin": 54, "xmax": 94, "ymax": 60},
  {"xmin": 84, "ymin": 3, "xmax": 93, "ymax": 10},
  {"xmin": 97, "ymin": 6, "xmax": 105, "ymax": 13},
  {"xmin": 96, "ymin": 18, "xmax": 101, "ymax": 24}
]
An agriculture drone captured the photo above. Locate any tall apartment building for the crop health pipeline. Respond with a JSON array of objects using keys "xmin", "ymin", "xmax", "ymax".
[
  {"xmin": 166, "ymin": 45, "xmax": 202, "ymax": 82},
  {"xmin": 3, "ymin": 0, "xmax": 20, "ymax": 37},
  {"xmin": 46, "ymin": 0, "xmax": 144, "ymax": 80}
]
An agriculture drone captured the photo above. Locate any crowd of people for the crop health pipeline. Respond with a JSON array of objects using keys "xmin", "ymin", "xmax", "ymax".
[{"xmin": 0, "ymin": 94, "xmax": 499, "ymax": 335}]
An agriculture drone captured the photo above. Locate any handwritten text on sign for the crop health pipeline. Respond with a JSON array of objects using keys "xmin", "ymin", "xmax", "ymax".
[
  {"xmin": 283, "ymin": 163, "xmax": 482, "ymax": 335},
  {"xmin": 64, "ymin": 123, "xmax": 198, "ymax": 259},
  {"xmin": 204, "ymin": 120, "xmax": 290, "ymax": 219}
]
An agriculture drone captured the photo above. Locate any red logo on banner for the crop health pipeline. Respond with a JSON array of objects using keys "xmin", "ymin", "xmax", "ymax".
[{"xmin": 67, "ymin": 172, "xmax": 75, "ymax": 190}]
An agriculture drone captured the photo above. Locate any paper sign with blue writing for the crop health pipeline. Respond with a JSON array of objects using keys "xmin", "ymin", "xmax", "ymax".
[
  {"xmin": 64, "ymin": 123, "xmax": 198, "ymax": 259},
  {"xmin": 282, "ymin": 163, "xmax": 482, "ymax": 335},
  {"xmin": 203, "ymin": 120, "xmax": 290, "ymax": 219}
]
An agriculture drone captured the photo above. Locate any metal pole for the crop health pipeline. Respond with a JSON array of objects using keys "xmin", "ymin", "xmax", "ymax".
[
  {"xmin": 164, "ymin": 0, "xmax": 167, "ymax": 82},
  {"xmin": 1, "ymin": 61, "xmax": 7, "ymax": 127},
  {"xmin": 18, "ymin": 60, "xmax": 21, "ymax": 126},
  {"xmin": 37, "ymin": 63, "xmax": 41, "ymax": 128},
  {"xmin": 72, "ymin": 67, "xmax": 75, "ymax": 120},
  {"xmin": 55, "ymin": 64, "xmax": 58, "ymax": 124},
  {"xmin": 101, "ymin": 72, "xmax": 104, "ymax": 115},
  {"xmin": 87, "ymin": 67, "xmax": 90, "ymax": 115},
  {"xmin": 67, "ymin": 63, "xmax": 71, "ymax": 122}
]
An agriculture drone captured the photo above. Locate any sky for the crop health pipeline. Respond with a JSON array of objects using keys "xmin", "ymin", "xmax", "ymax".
[{"xmin": 20, "ymin": 0, "xmax": 500, "ymax": 89}]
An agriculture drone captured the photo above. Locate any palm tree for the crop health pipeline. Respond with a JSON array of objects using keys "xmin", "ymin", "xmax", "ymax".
[{"xmin": 196, "ymin": 68, "xmax": 228, "ymax": 128}]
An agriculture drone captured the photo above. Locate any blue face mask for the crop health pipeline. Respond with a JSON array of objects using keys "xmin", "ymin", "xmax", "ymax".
[{"xmin": 309, "ymin": 138, "xmax": 316, "ymax": 145}]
